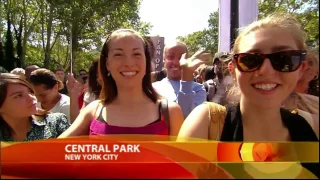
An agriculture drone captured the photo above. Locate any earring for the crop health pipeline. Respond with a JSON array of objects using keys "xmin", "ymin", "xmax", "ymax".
[
  {"xmin": 107, "ymin": 72, "xmax": 110, "ymax": 76},
  {"xmin": 313, "ymin": 74, "xmax": 318, "ymax": 80}
]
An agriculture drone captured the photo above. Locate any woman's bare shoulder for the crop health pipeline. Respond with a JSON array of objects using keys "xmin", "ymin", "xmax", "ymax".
[{"xmin": 83, "ymin": 100, "xmax": 104, "ymax": 117}]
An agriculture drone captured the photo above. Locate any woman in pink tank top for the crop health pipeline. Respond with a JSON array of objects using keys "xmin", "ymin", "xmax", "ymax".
[{"xmin": 58, "ymin": 29, "xmax": 184, "ymax": 138}]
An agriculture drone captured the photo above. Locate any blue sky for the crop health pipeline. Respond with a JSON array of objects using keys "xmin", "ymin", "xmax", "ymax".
[{"xmin": 139, "ymin": 0, "xmax": 219, "ymax": 43}]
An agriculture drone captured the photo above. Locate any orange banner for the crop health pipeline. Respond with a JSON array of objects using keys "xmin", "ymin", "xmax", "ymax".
[{"xmin": 1, "ymin": 135, "xmax": 318, "ymax": 179}]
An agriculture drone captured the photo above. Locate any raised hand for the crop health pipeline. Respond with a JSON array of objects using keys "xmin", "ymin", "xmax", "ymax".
[
  {"xmin": 66, "ymin": 73, "xmax": 84, "ymax": 97},
  {"xmin": 180, "ymin": 49, "xmax": 211, "ymax": 81}
]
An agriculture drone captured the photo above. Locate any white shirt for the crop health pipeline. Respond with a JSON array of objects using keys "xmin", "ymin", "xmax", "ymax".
[
  {"xmin": 83, "ymin": 91, "xmax": 96, "ymax": 104},
  {"xmin": 37, "ymin": 94, "xmax": 71, "ymax": 122}
]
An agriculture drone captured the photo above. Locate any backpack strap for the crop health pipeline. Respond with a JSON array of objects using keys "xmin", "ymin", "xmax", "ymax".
[
  {"xmin": 160, "ymin": 99, "xmax": 170, "ymax": 133},
  {"xmin": 205, "ymin": 102, "xmax": 227, "ymax": 140}
]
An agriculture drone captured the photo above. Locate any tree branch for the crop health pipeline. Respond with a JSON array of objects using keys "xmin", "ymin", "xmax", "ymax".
[{"xmin": 50, "ymin": 31, "xmax": 61, "ymax": 51}]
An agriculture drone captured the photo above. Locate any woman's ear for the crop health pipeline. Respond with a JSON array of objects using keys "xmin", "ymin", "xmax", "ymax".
[
  {"xmin": 298, "ymin": 61, "xmax": 308, "ymax": 79},
  {"xmin": 54, "ymin": 83, "xmax": 60, "ymax": 91},
  {"xmin": 106, "ymin": 60, "xmax": 110, "ymax": 72},
  {"xmin": 228, "ymin": 61, "xmax": 234, "ymax": 73}
]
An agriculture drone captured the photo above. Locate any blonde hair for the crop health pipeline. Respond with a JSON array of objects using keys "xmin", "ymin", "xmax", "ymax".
[
  {"xmin": 227, "ymin": 13, "xmax": 308, "ymax": 104},
  {"xmin": 233, "ymin": 13, "xmax": 307, "ymax": 54},
  {"xmin": 163, "ymin": 40, "xmax": 188, "ymax": 59},
  {"xmin": 306, "ymin": 49, "xmax": 319, "ymax": 73}
]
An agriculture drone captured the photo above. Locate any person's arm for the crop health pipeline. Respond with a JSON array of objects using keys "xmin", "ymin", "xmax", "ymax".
[
  {"xmin": 178, "ymin": 50, "xmax": 210, "ymax": 118},
  {"xmin": 69, "ymin": 92, "xmax": 81, "ymax": 122},
  {"xmin": 58, "ymin": 100, "xmax": 100, "ymax": 138},
  {"xmin": 167, "ymin": 101, "xmax": 184, "ymax": 136},
  {"xmin": 177, "ymin": 103, "xmax": 210, "ymax": 141},
  {"xmin": 81, "ymin": 101, "xmax": 90, "ymax": 111},
  {"xmin": 177, "ymin": 82, "xmax": 207, "ymax": 118},
  {"xmin": 66, "ymin": 74, "xmax": 84, "ymax": 122}
]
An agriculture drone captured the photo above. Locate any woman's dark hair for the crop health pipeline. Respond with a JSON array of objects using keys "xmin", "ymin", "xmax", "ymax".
[
  {"xmin": 204, "ymin": 66, "xmax": 215, "ymax": 81},
  {"xmin": 29, "ymin": 68, "xmax": 64, "ymax": 90},
  {"xmin": 144, "ymin": 36, "xmax": 155, "ymax": 58},
  {"xmin": 99, "ymin": 29, "xmax": 160, "ymax": 104},
  {"xmin": 88, "ymin": 60, "xmax": 102, "ymax": 98},
  {"xmin": 0, "ymin": 73, "xmax": 34, "ymax": 108},
  {"xmin": 0, "ymin": 73, "xmax": 47, "ymax": 139}
]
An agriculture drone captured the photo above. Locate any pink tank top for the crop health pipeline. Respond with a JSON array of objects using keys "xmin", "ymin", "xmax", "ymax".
[{"xmin": 89, "ymin": 103, "xmax": 169, "ymax": 135}]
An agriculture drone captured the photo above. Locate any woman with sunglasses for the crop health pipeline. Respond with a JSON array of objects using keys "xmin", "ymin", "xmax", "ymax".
[{"xmin": 178, "ymin": 13, "xmax": 319, "ymax": 178}]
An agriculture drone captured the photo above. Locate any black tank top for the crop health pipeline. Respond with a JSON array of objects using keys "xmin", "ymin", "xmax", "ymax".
[{"xmin": 219, "ymin": 104, "xmax": 319, "ymax": 178}]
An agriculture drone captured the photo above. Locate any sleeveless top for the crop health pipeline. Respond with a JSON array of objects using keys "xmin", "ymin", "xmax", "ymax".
[
  {"xmin": 89, "ymin": 102, "xmax": 169, "ymax": 135},
  {"xmin": 219, "ymin": 104, "xmax": 319, "ymax": 178}
]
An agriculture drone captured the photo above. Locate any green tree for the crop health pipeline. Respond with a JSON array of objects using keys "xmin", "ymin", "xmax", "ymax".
[
  {"xmin": 4, "ymin": 13, "xmax": 16, "ymax": 71},
  {"xmin": 178, "ymin": 0, "xmax": 318, "ymax": 58},
  {"xmin": 177, "ymin": 11, "xmax": 218, "ymax": 63},
  {"xmin": 1, "ymin": 0, "xmax": 152, "ymax": 74},
  {"xmin": 259, "ymin": 0, "xmax": 319, "ymax": 43}
]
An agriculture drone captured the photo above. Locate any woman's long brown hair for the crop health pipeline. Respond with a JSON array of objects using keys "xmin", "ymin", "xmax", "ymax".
[
  {"xmin": 0, "ymin": 73, "xmax": 48, "ymax": 132},
  {"xmin": 98, "ymin": 29, "xmax": 160, "ymax": 105}
]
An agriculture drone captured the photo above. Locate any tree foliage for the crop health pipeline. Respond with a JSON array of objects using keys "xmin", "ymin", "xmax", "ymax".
[
  {"xmin": 0, "ymin": 0, "xmax": 152, "ymax": 73},
  {"xmin": 178, "ymin": 0, "xmax": 318, "ymax": 57},
  {"xmin": 259, "ymin": 0, "xmax": 319, "ymax": 43},
  {"xmin": 177, "ymin": 11, "xmax": 218, "ymax": 64}
]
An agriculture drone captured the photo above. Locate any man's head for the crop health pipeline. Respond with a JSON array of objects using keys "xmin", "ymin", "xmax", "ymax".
[
  {"xmin": 213, "ymin": 52, "xmax": 230, "ymax": 75},
  {"xmin": 78, "ymin": 69, "xmax": 88, "ymax": 84},
  {"xmin": 79, "ymin": 69, "xmax": 87, "ymax": 77},
  {"xmin": 25, "ymin": 65, "xmax": 40, "ymax": 81},
  {"xmin": 163, "ymin": 40, "xmax": 188, "ymax": 80},
  {"xmin": 54, "ymin": 68, "xmax": 65, "ymax": 82}
]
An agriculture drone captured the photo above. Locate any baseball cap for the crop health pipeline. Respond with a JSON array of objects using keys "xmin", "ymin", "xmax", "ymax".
[{"xmin": 213, "ymin": 52, "xmax": 231, "ymax": 64}]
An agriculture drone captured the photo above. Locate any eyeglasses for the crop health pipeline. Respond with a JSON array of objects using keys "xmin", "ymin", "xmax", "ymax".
[{"xmin": 233, "ymin": 50, "xmax": 306, "ymax": 72}]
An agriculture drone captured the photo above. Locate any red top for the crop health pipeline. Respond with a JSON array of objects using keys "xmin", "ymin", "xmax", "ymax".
[{"xmin": 78, "ymin": 89, "xmax": 87, "ymax": 109}]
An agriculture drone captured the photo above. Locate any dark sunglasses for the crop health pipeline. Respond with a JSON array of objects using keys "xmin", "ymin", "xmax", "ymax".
[{"xmin": 233, "ymin": 50, "xmax": 306, "ymax": 72}]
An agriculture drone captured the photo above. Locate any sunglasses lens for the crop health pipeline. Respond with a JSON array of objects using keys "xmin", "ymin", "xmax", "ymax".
[
  {"xmin": 270, "ymin": 51, "xmax": 303, "ymax": 72},
  {"xmin": 237, "ymin": 54, "xmax": 264, "ymax": 72},
  {"xmin": 235, "ymin": 50, "xmax": 305, "ymax": 72}
]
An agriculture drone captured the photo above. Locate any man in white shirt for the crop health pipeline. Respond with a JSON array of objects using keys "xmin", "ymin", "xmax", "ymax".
[{"xmin": 152, "ymin": 41, "xmax": 209, "ymax": 118}]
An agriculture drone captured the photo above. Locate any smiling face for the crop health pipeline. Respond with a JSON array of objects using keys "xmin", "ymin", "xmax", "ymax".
[
  {"xmin": 106, "ymin": 33, "xmax": 146, "ymax": 89},
  {"xmin": 233, "ymin": 27, "xmax": 307, "ymax": 109},
  {"xmin": 0, "ymin": 83, "xmax": 37, "ymax": 119},
  {"xmin": 164, "ymin": 43, "xmax": 187, "ymax": 81}
]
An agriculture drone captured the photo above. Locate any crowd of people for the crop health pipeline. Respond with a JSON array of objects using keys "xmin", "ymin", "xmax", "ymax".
[{"xmin": 0, "ymin": 12, "xmax": 319, "ymax": 177}]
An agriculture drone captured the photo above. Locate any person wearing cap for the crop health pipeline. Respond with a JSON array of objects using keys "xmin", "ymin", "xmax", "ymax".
[
  {"xmin": 203, "ymin": 52, "xmax": 231, "ymax": 105},
  {"xmin": 152, "ymin": 41, "xmax": 208, "ymax": 118}
]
